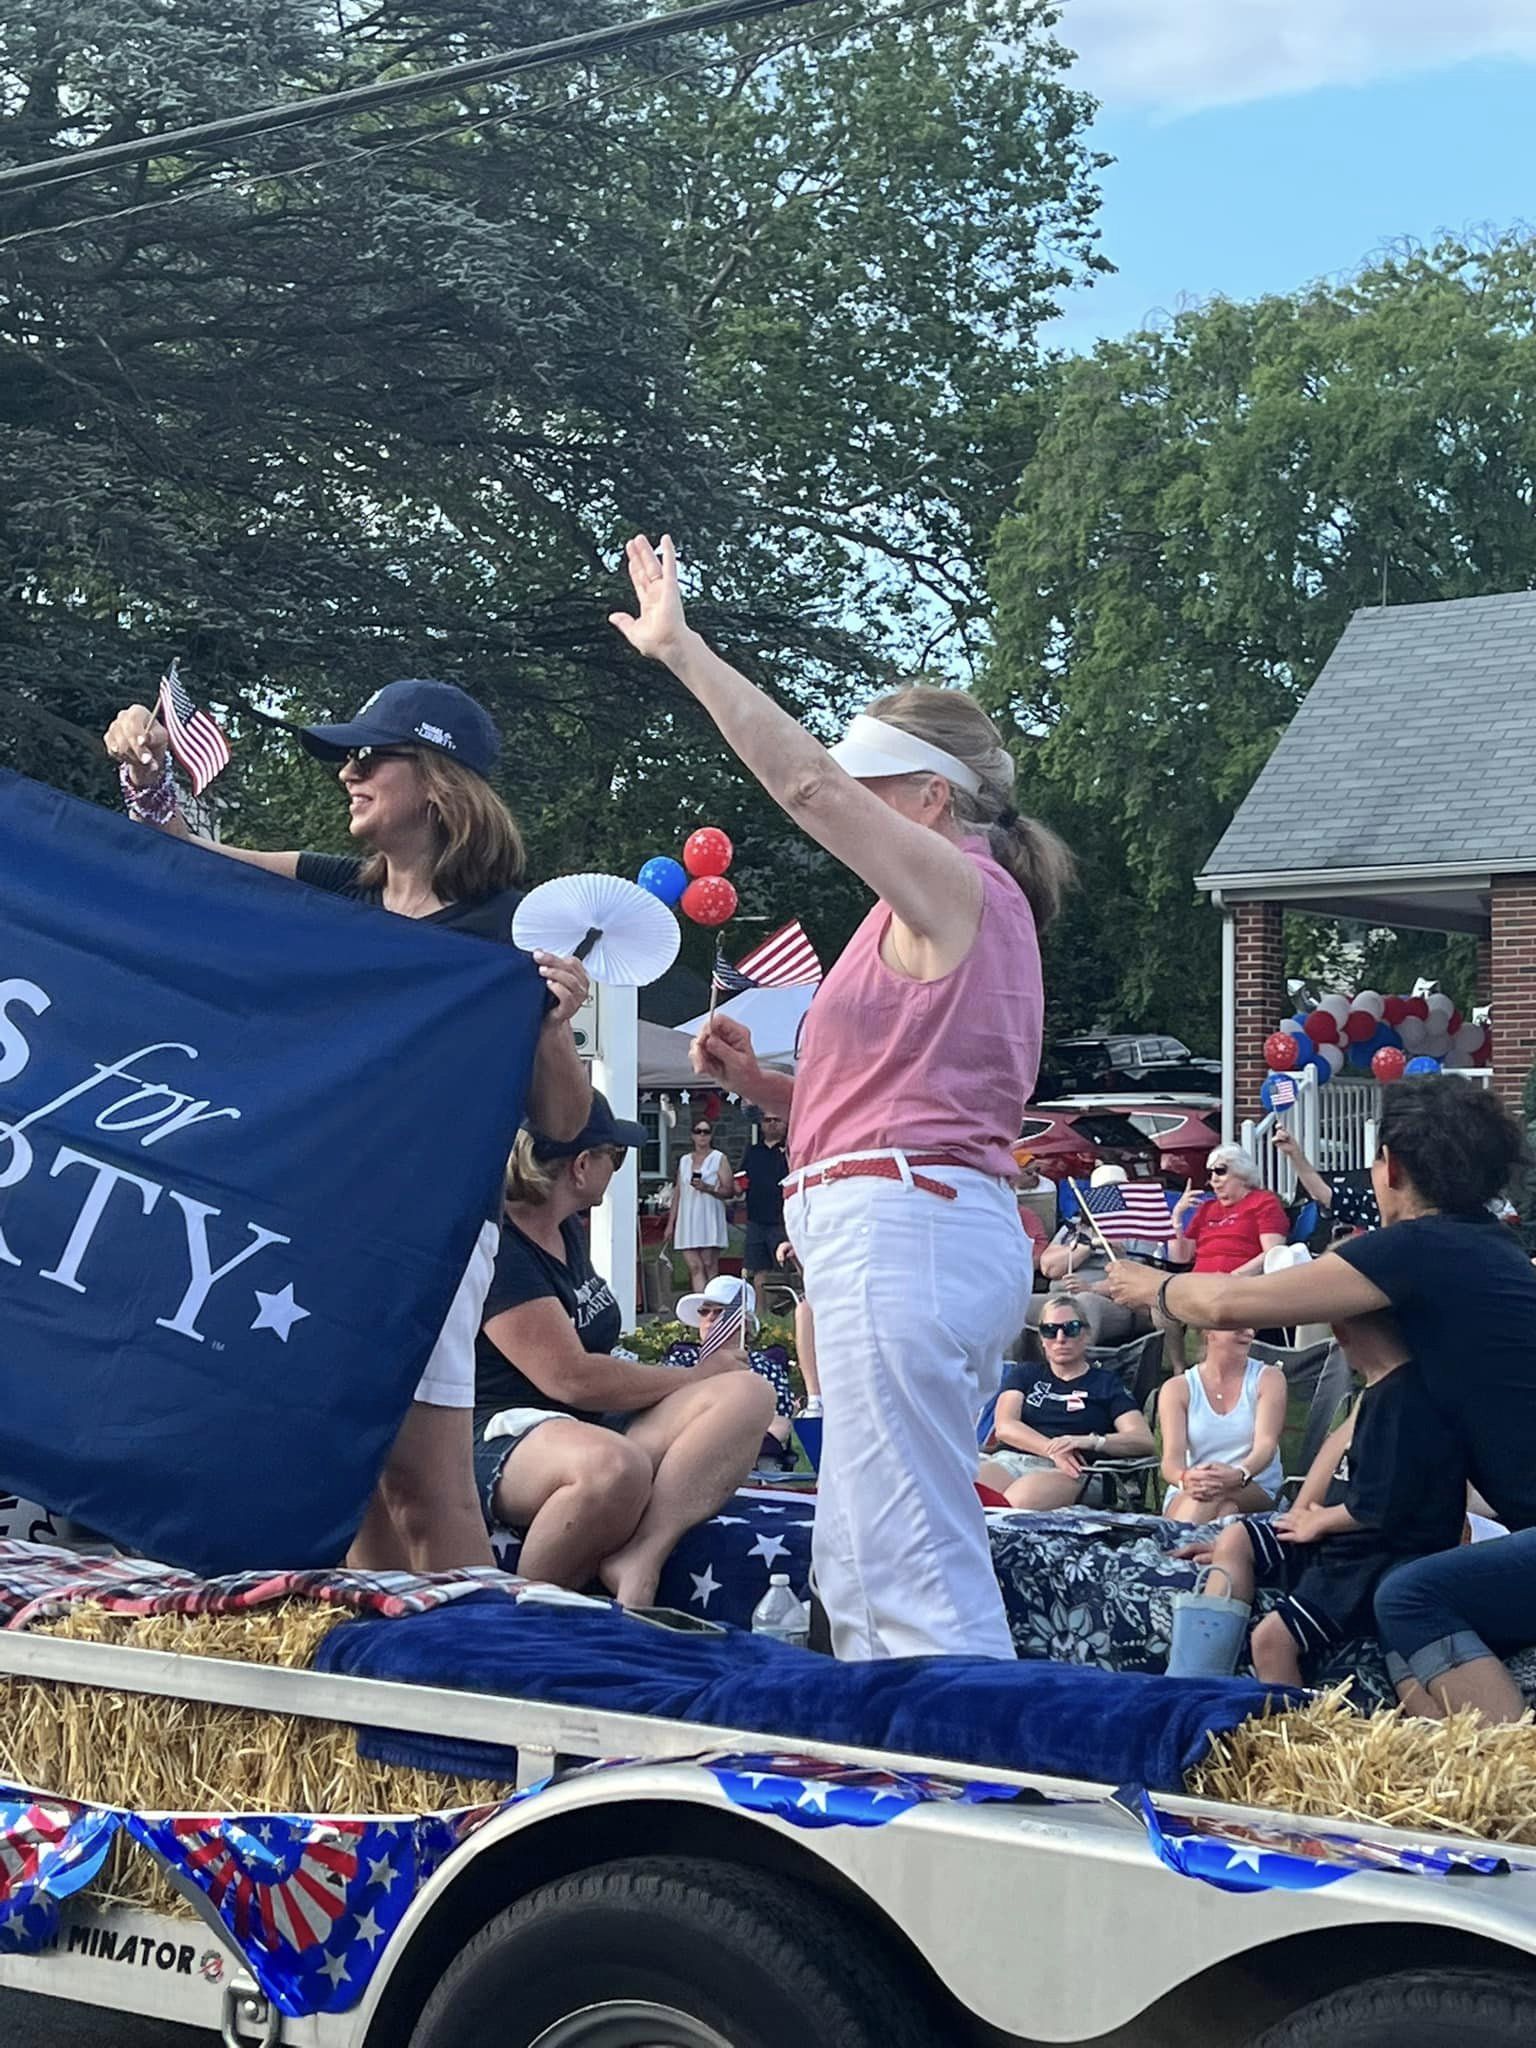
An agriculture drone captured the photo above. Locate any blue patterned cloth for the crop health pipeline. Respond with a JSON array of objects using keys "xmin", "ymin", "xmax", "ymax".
[{"xmin": 663, "ymin": 1341, "xmax": 796, "ymax": 1420}]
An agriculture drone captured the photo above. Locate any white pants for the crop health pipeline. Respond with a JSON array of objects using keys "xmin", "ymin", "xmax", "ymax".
[
  {"xmin": 413, "ymin": 1219, "xmax": 499, "ymax": 1408},
  {"xmin": 785, "ymin": 1162, "xmax": 1032, "ymax": 1660}
]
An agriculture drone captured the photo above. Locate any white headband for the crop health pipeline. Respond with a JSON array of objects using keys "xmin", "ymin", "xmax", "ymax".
[{"xmin": 827, "ymin": 713, "xmax": 984, "ymax": 797}]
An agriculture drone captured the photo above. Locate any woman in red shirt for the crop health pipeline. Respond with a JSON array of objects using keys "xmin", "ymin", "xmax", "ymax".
[{"xmin": 1173, "ymin": 1145, "xmax": 1289, "ymax": 1275}]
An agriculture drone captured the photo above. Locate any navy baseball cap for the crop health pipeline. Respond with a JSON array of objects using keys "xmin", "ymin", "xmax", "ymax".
[
  {"xmin": 529, "ymin": 1091, "xmax": 647, "ymax": 1161},
  {"xmin": 298, "ymin": 679, "xmax": 500, "ymax": 779}
]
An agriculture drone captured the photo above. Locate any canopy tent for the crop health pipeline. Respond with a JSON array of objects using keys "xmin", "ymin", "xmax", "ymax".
[{"xmin": 679, "ymin": 983, "xmax": 815, "ymax": 1067}]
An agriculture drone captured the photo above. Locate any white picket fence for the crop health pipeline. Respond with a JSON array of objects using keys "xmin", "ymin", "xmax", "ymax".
[{"xmin": 1242, "ymin": 1069, "xmax": 1494, "ymax": 1197}]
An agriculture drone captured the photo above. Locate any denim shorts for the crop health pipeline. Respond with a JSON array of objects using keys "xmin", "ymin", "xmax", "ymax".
[
  {"xmin": 1375, "ymin": 1528, "xmax": 1536, "ymax": 1688},
  {"xmin": 470, "ymin": 1404, "xmax": 629, "ymax": 1532}
]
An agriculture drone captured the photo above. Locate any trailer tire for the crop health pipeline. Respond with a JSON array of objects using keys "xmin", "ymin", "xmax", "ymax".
[
  {"xmin": 1247, "ymin": 1968, "xmax": 1536, "ymax": 2047},
  {"xmin": 408, "ymin": 1853, "xmax": 936, "ymax": 2048}
]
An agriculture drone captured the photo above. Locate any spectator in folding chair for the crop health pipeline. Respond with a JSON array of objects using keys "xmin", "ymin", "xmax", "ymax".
[
  {"xmin": 667, "ymin": 1277, "xmax": 798, "ymax": 1471},
  {"xmin": 1158, "ymin": 1327, "xmax": 1286, "ymax": 1524},
  {"xmin": 978, "ymin": 1295, "xmax": 1157, "ymax": 1510}
]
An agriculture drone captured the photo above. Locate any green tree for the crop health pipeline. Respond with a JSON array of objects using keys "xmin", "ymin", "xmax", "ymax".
[
  {"xmin": 985, "ymin": 235, "xmax": 1536, "ymax": 1045},
  {"xmin": 1, "ymin": 0, "xmax": 1105, "ymax": 979}
]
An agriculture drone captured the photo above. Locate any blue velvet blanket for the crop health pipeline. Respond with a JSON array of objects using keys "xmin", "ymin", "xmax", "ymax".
[{"xmin": 314, "ymin": 1592, "xmax": 1281, "ymax": 1794}]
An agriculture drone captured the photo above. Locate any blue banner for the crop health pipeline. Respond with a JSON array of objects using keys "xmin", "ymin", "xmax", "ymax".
[{"xmin": 0, "ymin": 771, "xmax": 545, "ymax": 1571}]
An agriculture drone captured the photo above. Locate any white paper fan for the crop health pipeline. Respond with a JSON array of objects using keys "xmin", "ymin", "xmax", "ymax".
[{"xmin": 513, "ymin": 873, "xmax": 680, "ymax": 987}]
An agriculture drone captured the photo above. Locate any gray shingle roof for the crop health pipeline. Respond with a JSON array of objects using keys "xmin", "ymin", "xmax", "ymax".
[{"xmin": 1199, "ymin": 591, "xmax": 1536, "ymax": 886}]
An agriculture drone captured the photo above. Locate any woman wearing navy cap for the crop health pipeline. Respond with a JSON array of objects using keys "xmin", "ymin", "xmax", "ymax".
[{"xmin": 104, "ymin": 678, "xmax": 591, "ymax": 1574}]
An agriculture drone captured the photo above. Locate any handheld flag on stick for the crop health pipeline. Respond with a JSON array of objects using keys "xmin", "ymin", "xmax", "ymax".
[
  {"xmin": 1078, "ymin": 1179, "xmax": 1179, "ymax": 1246},
  {"xmin": 1066, "ymin": 1178, "xmax": 1119, "ymax": 1265},
  {"xmin": 713, "ymin": 920, "xmax": 822, "ymax": 995},
  {"xmin": 156, "ymin": 660, "xmax": 231, "ymax": 795},
  {"xmin": 700, "ymin": 1282, "xmax": 748, "ymax": 1361}
]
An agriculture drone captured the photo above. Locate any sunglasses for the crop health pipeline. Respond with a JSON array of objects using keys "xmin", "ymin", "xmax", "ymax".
[
  {"xmin": 343, "ymin": 746, "xmax": 414, "ymax": 776},
  {"xmin": 601, "ymin": 1145, "xmax": 628, "ymax": 1169},
  {"xmin": 1208, "ymin": 1165, "xmax": 1231, "ymax": 1177},
  {"xmin": 692, "ymin": 1127, "xmax": 711, "ymax": 1136},
  {"xmin": 1039, "ymin": 1319, "xmax": 1085, "ymax": 1339},
  {"xmin": 697, "ymin": 1301, "xmax": 722, "ymax": 1319}
]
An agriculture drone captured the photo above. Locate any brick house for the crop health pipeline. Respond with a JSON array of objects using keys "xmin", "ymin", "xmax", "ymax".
[{"xmin": 1198, "ymin": 592, "xmax": 1536, "ymax": 1134}]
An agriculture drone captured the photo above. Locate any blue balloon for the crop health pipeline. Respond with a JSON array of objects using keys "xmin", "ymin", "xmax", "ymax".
[
  {"xmin": 1346, "ymin": 1041, "xmax": 1375, "ymax": 1070},
  {"xmin": 1404, "ymin": 1055, "xmax": 1442, "ymax": 1076},
  {"xmin": 637, "ymin": 856, "xmax": 687, "ymax": 906}
]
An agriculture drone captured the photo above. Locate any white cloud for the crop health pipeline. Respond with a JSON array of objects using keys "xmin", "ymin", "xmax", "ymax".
[{"xmin": 1056, "ymin": 0, "xmax": 1536, "ymax": 115}]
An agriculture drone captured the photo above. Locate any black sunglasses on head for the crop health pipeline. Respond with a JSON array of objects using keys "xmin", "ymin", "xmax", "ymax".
[{"xmin": 1039, "ymin": 1319, "xmax": 1085, "ymax": 1339}]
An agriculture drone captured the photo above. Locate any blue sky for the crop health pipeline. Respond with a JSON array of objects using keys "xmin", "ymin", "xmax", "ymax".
[{"xmin": 1049, "ymin": 0, "xmax": 1536, "ymax": 351}]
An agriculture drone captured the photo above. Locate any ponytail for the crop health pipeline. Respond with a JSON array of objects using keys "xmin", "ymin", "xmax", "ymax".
[{"xmin": 985, "ymin": 812, "xmax": 1075, "ymax": 931}]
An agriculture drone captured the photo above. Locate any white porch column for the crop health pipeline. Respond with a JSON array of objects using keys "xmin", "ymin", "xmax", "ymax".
[
  {"xmin": 1219, "ymin": 895, "xmax": 1237, "ymax": 1144},
  {"xmin": 589, "ymin": 983, "xmax": 639, "ymax": 1334}
]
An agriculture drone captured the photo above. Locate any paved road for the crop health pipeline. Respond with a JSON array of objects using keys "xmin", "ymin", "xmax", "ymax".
[{"xmin": 0, "ymin": 1991, "xmax": 215, "ymax": 2044}]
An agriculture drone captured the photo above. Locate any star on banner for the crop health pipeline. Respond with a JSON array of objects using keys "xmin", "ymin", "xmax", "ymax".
[
  {"xmin": 748, "ymin": 1533, "xmax": 789, "ymax": 1567},
  {"xmin": 689, "ymin": 1564, "xmax": 721, "ymax": 1610},
  {"xmin": 251, "ymin": 1284, "xmax": 310, "ymax": 1343}
]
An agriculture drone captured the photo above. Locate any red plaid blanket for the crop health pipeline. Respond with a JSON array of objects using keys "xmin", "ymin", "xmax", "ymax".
[{"xmin": 0, "ymin": 1539, "xmax": 537, "ymax": 1634}]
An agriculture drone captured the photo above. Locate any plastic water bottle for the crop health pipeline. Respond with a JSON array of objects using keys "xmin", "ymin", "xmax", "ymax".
[{"xmin": 751, "ymin": 1573, "xmax": 810, "ymax": 1649}]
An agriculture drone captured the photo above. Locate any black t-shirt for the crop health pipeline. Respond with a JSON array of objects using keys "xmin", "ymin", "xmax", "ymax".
[
  {"xmin": 474, "ymin": 1216, "xmax": 622, "ymax": 1421},
  {"xmin": 1000, "ymin": 1360, "xmax": 1137, "ymax": 1441},
  {"xmin": 739, "ymin": 1142, "xmax": 789, "ymax": 1226},
  {"xmin": 295, "ymin": 853, "xmax": 524, "ymax": 943},
  {"xmin": 1332, "ymin": 1362, "xmax": 1467, "ymax": 1560},
  {"xmin": 1335, "ymin": 1213, "xmax": 1536, "ymax": 1530}
]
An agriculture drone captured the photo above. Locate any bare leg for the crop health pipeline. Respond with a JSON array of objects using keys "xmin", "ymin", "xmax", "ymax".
[
  {"xmin": 493, "ymin": 1422, "xmax": 652, "ymax": 1589},
  {"xmin": 682, "ymin": 1249, "xmax": 709, "ymax": 1293},
  {"xmin": 351, "ymin": 1403, "xmax": 493, "ymax": 1574},
  {"xmin": 1167, "ymin": 1482, "xmax": 1275, "ymax": 1526},
  {"xmin": 1430, "ymin": 1656, "xmax": 1528, "ymax": 1725},
  {"xmin": 599, "ymin": 1373, "xmax": 775, "ymax": 1608},
  {"xmin": 1206, "ymin": 1520, "xmax": 1257, "ymax": 1604},
  {"xmin": 348, "ymin": 1486, "xmax": 409, "ymax": 1570},
  {"xmin": 699, "ymin": 1247, "xmax": 721, "ymax": 1284},
  {"xmin": 976, "ymin": 1458, "xmax": 1016, "ymax": 1494},
  {"xmin": 1393, "ymin": 1675, "xmax": 1443, "ymax": 1718},
  {"xmin": 1004, "ymin": 1469, "xmax": 1084, "ymax": 1511},
  {"xmin": 795, "ymin": 1297, "xmax": 821, "ymax": 1402},
  {"xmin": 1250, "ymin": 1611, "xmax": 1303, "ymax": 1687}
]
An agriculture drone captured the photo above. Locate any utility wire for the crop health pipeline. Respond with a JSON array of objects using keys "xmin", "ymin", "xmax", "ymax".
[
  {"xmin": 0, "ymin": 0, "xmax": 832, "ymax": 199},
  {"xmin": 0, "ymin": 0, "xmax": 945, "ymax": 255}
]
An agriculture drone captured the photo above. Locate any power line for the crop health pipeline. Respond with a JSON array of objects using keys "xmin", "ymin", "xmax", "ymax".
[
  {"xmin": 0, "ymin": 0, "xmax": 946, "ymax": 256},
  {"xmin": 0, "ymin": 0, "xmax": 832, "ymax": 200}
]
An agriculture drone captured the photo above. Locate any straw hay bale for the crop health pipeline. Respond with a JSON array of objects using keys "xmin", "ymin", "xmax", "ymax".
[
  {"xmin": 1192, "ymin": 1689, "xmax": 1536, "ymax": 1847},
  {"xmin": 0, "ymin": 1603, "xmax": 508, "ymax": 1913}
]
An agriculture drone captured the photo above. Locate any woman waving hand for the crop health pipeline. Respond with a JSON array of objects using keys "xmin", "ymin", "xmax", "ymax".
[{"xmin": 612, "ymin": 536, "xmax": 1072, "ymax": 1660}]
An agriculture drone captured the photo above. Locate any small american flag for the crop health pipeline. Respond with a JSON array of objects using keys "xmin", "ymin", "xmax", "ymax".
[
  {"xmin": 156, "ymin": 659, "xmax": 231, "ymax": 795},
  {"xmin": 712, "ymin": 920, "xmax": 822, "ymax": 996},
  {"xmin": 1080, "ymin": 1180, "xmax": 1177, "ymax": 1245},
  {"xmin": 700, "ymin": 1283, "xmax": 747, "ymax": 1361}
]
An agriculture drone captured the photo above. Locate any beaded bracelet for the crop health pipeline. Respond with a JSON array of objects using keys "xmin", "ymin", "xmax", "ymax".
[{"xmin": 118, "ymin": 756, "xmax": 178, "ymax": 827}]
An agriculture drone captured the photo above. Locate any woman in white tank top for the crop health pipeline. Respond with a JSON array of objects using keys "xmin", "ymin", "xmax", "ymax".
[{"xmin": 1159, "ymin": 1326, "xmax": 1286, "ymax": 1523}]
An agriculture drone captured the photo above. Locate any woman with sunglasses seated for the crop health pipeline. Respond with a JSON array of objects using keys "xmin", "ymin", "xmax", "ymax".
[
  {"xmin": 1172, "ymin": 1144, "xmax": 1289, "ymax": 1276},
  {"xmin": 476, "ymin": 1102, "xmax": 774, "ymax": 1608},
  {"xmin": 666, "ymin": 1277, "xmax": 798, "ymax": 1467},
  {"xmin": 977, "ymin": 1296, "xmax": 1157, "ymax": 1511},
  {"xmin": 104, "ymin": 681, "xmax": 591, "ymax": 1574}
]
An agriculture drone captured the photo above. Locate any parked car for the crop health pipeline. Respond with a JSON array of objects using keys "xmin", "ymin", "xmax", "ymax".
[
  {"xmin": 1113, "ymin": 1100, "xmax": 1222, "ymax": 1187},
  {"xmin": 1036, "ymin": 1033, "xmax": 1221, "ymax": 1101},
  {"xmin": 1014, "ymin": 1105, "xmax": 1163, "ymax": 1192}
]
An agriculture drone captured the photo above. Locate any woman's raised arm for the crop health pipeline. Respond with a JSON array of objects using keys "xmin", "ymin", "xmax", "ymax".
[{"xmin": 610, "ymin": 535, "xmax": 979, "ymax": 950}]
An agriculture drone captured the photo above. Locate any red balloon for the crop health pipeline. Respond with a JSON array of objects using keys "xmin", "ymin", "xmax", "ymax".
[
  {"xmin": 1382, "ymin": 995, "xmax": 1408, "ymax": 1026},
  {"xmin": 1301, "ymin": 1010, "xmax": 1339, "ymax": 1046},
  {"xmin": 681, "ymin": 874, "xmax": 738, "ymax": 927},
  {"xmin": 1344, "ymin": 1010, "xmax": 1377, "ymax": 1043},
  {"xmin": 1264, "ymin": 1032, "xmax": 1301, "ymax": 1072},
  {"xmin": 1371, "ymin": 1046, "xmax": 1407, "ymax": 1083},
  {"xmin": 683, "ymin": 827, "xmax": 734, "ymax": 878},
  {"xmin": 1447, "ymin": 1008, "xmax": 1463, "ymax": 1036},
  {"xmin": 1404, "ymin": 996, "xmax": 1430, "ymax": 1022}
]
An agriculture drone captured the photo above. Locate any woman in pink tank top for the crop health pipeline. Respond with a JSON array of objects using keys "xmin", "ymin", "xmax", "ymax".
[{"xmin": 612, "ymin": 535, "xmax": 1073, "ymax": 1661}]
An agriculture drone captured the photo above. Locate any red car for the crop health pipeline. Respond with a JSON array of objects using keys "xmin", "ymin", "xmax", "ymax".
[{"xmin": 1016, "ymin": 1099, "xmax": 1220, "ymax": 1192}]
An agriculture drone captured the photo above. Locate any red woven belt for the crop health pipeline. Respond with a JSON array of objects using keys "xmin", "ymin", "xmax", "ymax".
[{"xmin": 785, "ymin": 1156, "xmax": 964, "ymax": 1202}]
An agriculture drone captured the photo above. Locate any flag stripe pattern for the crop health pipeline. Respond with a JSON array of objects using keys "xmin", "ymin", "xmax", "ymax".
[
  {"xmin": 713, "ymin": 920, "xmax": 822, "ymax": 995},
  {"xmin": 157, "ymin": 660, "xmax": 231, "ymax": 795},
  {"xmin": 1080, "ymin": 1181, "xmax": 1178, "ymax": 1244},
  {"xmin": 699, "ymin": 1285, "xmax": 746, "ymax": 1361}
]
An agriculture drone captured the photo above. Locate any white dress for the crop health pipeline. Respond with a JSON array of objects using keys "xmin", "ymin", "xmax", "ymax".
[{"xmin": 673, "ymin": 1149, "xmax": 729, "ymax": 1251}]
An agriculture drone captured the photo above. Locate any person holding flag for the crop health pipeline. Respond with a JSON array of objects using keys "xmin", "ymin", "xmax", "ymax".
[
  {"xmin": 103, "ymin": 678, "xmax": 592, "ymax": 1576},
  {"xmin": 611, "ymin": 532, "xmax": 1073, "ymax": 1661}
]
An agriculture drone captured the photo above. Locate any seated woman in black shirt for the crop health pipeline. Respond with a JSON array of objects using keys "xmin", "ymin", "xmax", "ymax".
[
  {"xmin": 1102, "ymin": 1074, "xmax": 1536, "ymax": 1721},
  {"xmin": 977, "ymin": 1295, "xmax": 1156, "ymax": 1510},
  {"xmin": 475, "ymin": 1096, "xmax": 774, "ymax": 1608}
]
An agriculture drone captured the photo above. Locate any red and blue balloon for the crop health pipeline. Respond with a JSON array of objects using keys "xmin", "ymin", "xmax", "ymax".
[{"xmin": 638, "ymin": 827, "xmax": 738, "ymax": 927}]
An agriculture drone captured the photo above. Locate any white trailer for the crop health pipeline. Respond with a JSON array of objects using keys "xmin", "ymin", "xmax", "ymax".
[{"xmin": 1, "ymin": 1629, "xmax": 1534, "ymax": 2048}]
